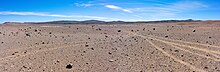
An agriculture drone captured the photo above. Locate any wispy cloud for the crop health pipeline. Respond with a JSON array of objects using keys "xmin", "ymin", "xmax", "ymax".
[
  {"xmin": 125, "ymin": 1, "xmax": 208, "ymax": 20},
  {"xmin": 0, "ymin": 11, "xmax": 116, "ymax": 20},
  {"xmin": 75, "ymin": 3, "xmax": 96, "ymax": 7},
  {"xmin": 0, "ymin": 12, "xmax": 72, "ymax": 17},
  {"xmin": 130, "ymin": 1, "xmax": 208, "ymax": 13},
  {"xmin": 105, "ymin": 5, "xmax": 132, "ymax": 13},
  {"xmin": 74, "ymin": 3, "xmax": 133, "ymax": 13}
]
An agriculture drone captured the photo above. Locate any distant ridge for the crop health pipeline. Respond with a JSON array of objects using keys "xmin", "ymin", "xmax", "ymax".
[{"xmin": 3, "ymin": 19, "xmax": 201, "ymax": 24}]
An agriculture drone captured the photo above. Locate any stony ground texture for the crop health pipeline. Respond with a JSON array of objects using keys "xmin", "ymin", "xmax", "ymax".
[{"xmin": 0, "ymin": 21, "xmax": 220, "ymax": 72}]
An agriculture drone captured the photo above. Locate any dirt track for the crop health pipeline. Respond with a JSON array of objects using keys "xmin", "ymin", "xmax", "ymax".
[{"xmin": 0, "ymin": 22, "xmax": 220, "ymax": 72}]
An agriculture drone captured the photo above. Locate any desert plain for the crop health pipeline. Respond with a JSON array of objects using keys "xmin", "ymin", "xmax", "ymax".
[{"xmin": 0, "ymin": 21, "xmax": 220, "ymax": 72}]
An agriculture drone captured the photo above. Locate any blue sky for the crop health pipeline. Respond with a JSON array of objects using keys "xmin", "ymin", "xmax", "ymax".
[{"xmin": 0, "ymin": 0, "xmax": 220, "ymax": 23}]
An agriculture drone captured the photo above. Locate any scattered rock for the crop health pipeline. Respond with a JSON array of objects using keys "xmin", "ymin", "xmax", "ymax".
[
  {"xmin": 193, "ymin": 30, "xmax": 196, "ymax": 32},
  {"xmin": 165, "ymin": 36, "xmax": 168, "ymax": 38},
  {"xmin": 118, "ymin": 30, "xmax": 121, "ymax": 32},
  {"xmin": 85, "ymin": 45, "xmax": 89, "ymax": 47},
  {"xmin": 66, "ymin": 64, "xmax": 73, "ymax": 69},
  {"xmin": 181, "ymin": 54, "xmax": 184, "ymax": 57},
  {"xmin": 109, "ymin": 59, "xmax": 114, "ymax": 62},
  {"xmin": 23, "ymin": 66, "xmax": 27, "ymax": 68},
  {"xmin": 96, "ymin": 28, "xmax": 102, "ymax": 31},
  {"xmin": 108, "ymin": 52, "xmax": 112, "ymax": 55},
  {"xmin": 153, "ymin": 28, "xmax": 156, "ymax": 30},
  {"xmin": 56, "ymin": 60, "xmax": 60, "ymax": 63},
  {"xmin": 174, "ymin": 50, "xmax": 179, "ymax": 52},
  {"xmin": 91, "ymin": 48, "xmax": 94, "ymax": 50},
  {"xmin": 26, "ymin": 33, "xmax": 31, "ymax": 37}
]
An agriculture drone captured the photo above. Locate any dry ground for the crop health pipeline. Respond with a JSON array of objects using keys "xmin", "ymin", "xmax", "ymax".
[{"xmin": 0, "ymin": 22, "xmax": 220, "ymax": 72}]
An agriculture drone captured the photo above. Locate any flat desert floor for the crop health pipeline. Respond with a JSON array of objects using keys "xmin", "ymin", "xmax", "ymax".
[{"xmin": 0, "ymin": 22, "xmax": 220, "ymax": 72}]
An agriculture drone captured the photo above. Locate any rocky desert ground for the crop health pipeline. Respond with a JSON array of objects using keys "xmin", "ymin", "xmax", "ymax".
[{"xmin": 0, "ymin": 21, "xmax": 220, "ymax": 72}]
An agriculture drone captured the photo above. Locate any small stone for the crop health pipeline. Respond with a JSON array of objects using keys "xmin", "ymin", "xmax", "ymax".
[
  {"xmin": 204, "ymin": 66, "xmax": 208, "ymax": 69},
  {"xmin": 181, "ymin": 55, "xmax": 184, "ymax": 57},
  {"xmin": 96, "ymin": 28, "xmax": 101, "ymax": 30},
  {"xmin": 108, "ymin": 52, "xmax": 112, "ymax": 55},
  {"xmin": 153, "ymin": 28, "xmax": 156, "ymax": 30},
  {"xmin": 26, "ymin": 34, "xmax": 31, "ymax": 37},
  {"xmin": 174, "ymin": 50, "xmax": 179, "ymax": 52},
  {"xmin": 23, "ymin": 66, "xmax": 27, "ymax": 68},
  {"xmin": 118, "ymin": 30, "xmax": 121, "ymax": 32},
  {"xmin": 85, "ymin": 45, "xmax": 89, "ymax": 47},
  {"xmin": 109, "ymin": 59, "xmax": 114, "ymax": 62},
  {"xmin": 165, "ymin": 36, "xmax": 168, "ymax": 38},
  {"xmin": 56, "ymin": 60, "xmax": 60, "ymax": 63},
  {"xmin": 193, "ymin": 30, "xmax": 196, "ymax": 32},
  {"xmin": 66, "ymin": 64, "xmax": 73, "ymax": 69}
]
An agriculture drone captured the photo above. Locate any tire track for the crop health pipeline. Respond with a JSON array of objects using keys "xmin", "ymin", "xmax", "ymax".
[
  {"xmin": 147, "ymin": 36, "xmax": 220, "ymax": 57},
  {"xmin": 125, "ymin": 31, "xmax": 220, "ymax": 57},
  {"xmin": 147, "ymin": 35, "xmax": 220, "ymax": 49},
  {"xmin": 145, "ymin": 38, "xmax": 207, "ymax": 72},
  {"xmin": 153, "ymin": 40, "xmax": 220, "ymax": 61}
]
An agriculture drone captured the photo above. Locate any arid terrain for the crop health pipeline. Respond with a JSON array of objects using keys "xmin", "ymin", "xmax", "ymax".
[{"xmin": 0, "ymin": 21, "xmax": 220, "ymax": 72}]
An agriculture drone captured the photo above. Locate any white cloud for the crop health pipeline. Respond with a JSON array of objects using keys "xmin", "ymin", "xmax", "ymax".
[
  {"xmin": 0, "ymin": 11, "xmax": 116, "ymax": 20},
  {"xmin": 130, "ymin": 1, "xmax": 207, "ymax": 13},
  {"xmin": 0, "ymin": 12, "xmax": 72, "ymax": 17},
  {"xmin": 105, "ymin": 5, "xmax": 133, "ymax": 13},
  {"xmin": 75, "ymin": 3, "xmax": 95, "ymax": 7},
  {"xmin": 126, "ymin": 1, "xmax": 208, "ymax": 19}
]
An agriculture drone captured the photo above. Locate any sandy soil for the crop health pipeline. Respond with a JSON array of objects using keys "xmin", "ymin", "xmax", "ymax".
[{"xmin": 0, "ymin": 22, "xmax": 220, "ymax": 72}]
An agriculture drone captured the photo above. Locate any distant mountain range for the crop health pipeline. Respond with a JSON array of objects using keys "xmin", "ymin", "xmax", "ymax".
[{"xmin": 3, "ymin": 19, "xmax": 201, "ymax": 24}]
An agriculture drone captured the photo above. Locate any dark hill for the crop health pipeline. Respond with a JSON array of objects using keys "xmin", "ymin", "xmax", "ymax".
[{"xmin": 3, "ymin": 19, "xmax": 201, "ymax": 24}]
